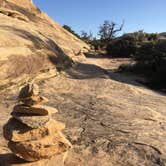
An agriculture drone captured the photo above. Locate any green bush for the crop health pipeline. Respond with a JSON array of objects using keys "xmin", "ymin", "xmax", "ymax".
[
  {"xmin": 149, "ymin": 60, "xmax": 166, "ymax": 89},
  {"xmin": 106, "ymin": 32, "xmax": 158, "ymax": 58},
  {"xmin": 90, "ymin": 39, "xmax": 104, "ymax": 50},
  {"xmin": 106, "ymin": 34, "xmax": 137, "ymax": 57},
  {"xmin": 63, "ymin": 25, "xmax": 81, "ymax": 39},
  {"xmin": 109, "ymin": 31, "xmax": 166, "ymax": 91},
  {"xmin": 119, "ymin": 39, "xmax": 166, "ymax": 91},
  {"xmin": 147, "ymin": 33, "xmax": 158, "ymax": 41},
  {"xmin": 134, "ymin": 41, "xmax": 157, "ymax": 61}
]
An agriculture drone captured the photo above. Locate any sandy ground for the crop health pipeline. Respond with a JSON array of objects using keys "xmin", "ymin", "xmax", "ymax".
[{"xmin": 0, "ymin": 55, "xmax": 166, "ymax": 166}]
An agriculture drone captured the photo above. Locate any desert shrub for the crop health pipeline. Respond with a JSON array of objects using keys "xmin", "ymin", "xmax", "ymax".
[
  {"xmin": 106, "ymin": 32, "xmax": 159, "ymax": 58},
  {"xmin": 134, "ymin": 41, "xmax": 158, "ymax": 61},
  {"xmin": 157, "ymin": 39, "xmax": 166, "ymax": 52},
  {"xmin": 119, "ymin": 39, "xmax": 166, "ymax": 91},
  {"xmin": 133, "ymin": 30, "xmax": 147, "ymax": 42},
  {"xmin": 134, "ymin": 40, "xmax": 166, "ymax": 64},
  {"xmin": 90, "ymin": 39, "xmax": 103, "ymax": 50},
  {"xmin": 147, "ymin": 33, "xmax": 158, "ymax": 41},
  {"xmin": 106, "ymin": 34, "xmax": 138, "ymax": 57},
  {"xmin": 109, "ymin": 31, "xmax": 166, "ymax": 91},
  {"xmin": 149, "ymin": 60, "xmax": 166, "ymax": 89},
  {"xmin": 63, "ymin": 25, "xmax": 81, "ymax": 39}
]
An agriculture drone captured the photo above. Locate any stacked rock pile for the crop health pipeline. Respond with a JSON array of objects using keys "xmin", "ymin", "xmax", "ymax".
[{"xmin": 3, "ymin": 83, "xmax": 71, "ymax": 162}]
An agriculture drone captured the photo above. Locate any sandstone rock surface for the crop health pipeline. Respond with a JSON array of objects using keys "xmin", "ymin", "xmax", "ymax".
[
  {"xmin": 20, "ymin": 96, "xmax": 49, "ymax": 106},
  {"xmin": 8, "ymin": 132, "xmax": 71, "ymax": 162},
  {"xmin": 1, "ymin": 57, "xmax": 166, "ymax": 165},
  {"xmin": 0, "ymin": 153, "xmax": 65, "ymax": 166},
  {"xmin": 4, "ymin": 118, "xmax": 65, "ymax": 142},
  {"xmin": 18, "ymin": 83, "xmax": 39, "ymax": 99},
  {"xmin": 3, "ymin": 83, "xmax": 72, "ymax": 163},
  {"xmin": 0, "ymin": 0, "xmax": 89, "ymax": 89},
  {"xmin": 1, "ymin": 0, "xmax": 166, "ymax": 165},
  {"xmin": 11, "ymin": 112, "xmax": 50, "ymax": 128},
  {"xmin": 13, "ymin": 104, "xmax": 58, "ymax": 115}
]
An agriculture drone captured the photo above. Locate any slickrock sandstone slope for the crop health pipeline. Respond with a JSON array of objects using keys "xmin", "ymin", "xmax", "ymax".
[
  {"xmin": 0, "ymin": 57, "xmax": 166, "ymax": 166},
  {"xmin": 0, "ymin": 1, "xmax": 166, "ymax": 166},
  {"xmin": 0, "ymin": 0, "xmax": 89, "ymax": 89}
]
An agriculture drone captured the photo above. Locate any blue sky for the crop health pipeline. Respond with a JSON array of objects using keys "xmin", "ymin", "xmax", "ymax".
[{"xmin": 33, "ymin": 0, "xmax": 166, "ymax": 36}]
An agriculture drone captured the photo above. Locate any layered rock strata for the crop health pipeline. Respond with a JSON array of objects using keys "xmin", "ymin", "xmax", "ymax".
[{"xmin": 3, "ymin": 83, "xmax": 71, "ymax": 162}]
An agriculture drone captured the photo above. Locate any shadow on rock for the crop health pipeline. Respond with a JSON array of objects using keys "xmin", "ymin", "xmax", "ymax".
[{"xmin": 0, "ymin": 153, "xmax": 28, "ymax": 166}]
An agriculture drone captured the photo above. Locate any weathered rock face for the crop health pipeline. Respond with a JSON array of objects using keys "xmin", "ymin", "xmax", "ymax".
[
  {"xmin": 11, "ymin": 112, "xmax": 50, "ymax": 128},
  {"xmin": 0, "ymin": 0, "xmax": 89, "ymax": 87},
  {"xmin": 4, "ymin": 119, "xmax": 65, "ymax": 142},
  {"xmin": 13, "ymin": 104, "xmax": 58, "ymax": 116},
  {"xmin": 18, "ymin": 83, "xmax": 49, "ymax": 105},
  {"xmin": 1, "ymin": 56, "xmax": 166, "ymax": 165},
  {"xmin": 18, "ymin": 83, "xmax": 39, "ymax": 99},
  {"xmin": 8, "ymin": 132, "xmax": 71, "ymax": 162},
  {"xmin": 3, "ymin": 83, "xmax": 72, "ymax": 163}
]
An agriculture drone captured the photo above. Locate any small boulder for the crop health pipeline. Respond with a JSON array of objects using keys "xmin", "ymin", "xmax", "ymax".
[
  {"xmin": 20, "ymin": 96, "xmax": 49, "ymax": 106},
  {"xmin": 18, "ymin": 83, "xmax": 39, "ymax": 99},
  {"xmin": 8, "ymin": 132, "xmax": 72, "ymax": 161},
  {"xmin": 4, "ymin": 118, "xmax": 65, "ymax": 142},
  {"xmin": 13, "ymin": 104, "xmax": 58, "ymax": 116},
  {"xmin": 11, "ymin": 112, "xmax": 50, "ymax": 128}
]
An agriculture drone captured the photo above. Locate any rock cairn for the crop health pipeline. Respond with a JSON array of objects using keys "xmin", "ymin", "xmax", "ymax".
[{"xmin": 3, "ymin": 83, "xmax": 72, "ymax": 162}]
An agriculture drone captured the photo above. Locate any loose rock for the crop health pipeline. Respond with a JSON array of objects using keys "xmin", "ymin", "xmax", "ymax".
[
  {"xmin": 8, "ymin": 132, "xmax": 72, "ymax": 161},
  {"xmin": 3, "ymin": 83, "xmax": 72, "ymax": 163},
  {"xmin": 11, "ymin": 112, "xmax": 50, "ymax": 128},
  {"xmin": 20, "ymin": 96, "xmax": 49, "ymax": 106},
  {"xmin": 13, "ymin": 104, "xmax": 58, "ymax": 116},
  {"xmin": 18, "ymin": 83, "xmax": 39, "ymax": 100},
  {"xmin": 4, "ymin": 118, "xmax": 65, "ymax": 142}
]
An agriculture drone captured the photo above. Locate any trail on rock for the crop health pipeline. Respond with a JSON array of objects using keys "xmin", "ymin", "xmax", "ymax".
[{"xmin": 0, "ymin": 56, "xmax": 166, "ymax": 166}]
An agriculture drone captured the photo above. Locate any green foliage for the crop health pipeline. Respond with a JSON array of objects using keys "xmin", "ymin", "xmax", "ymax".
[
  {"xmin": 80, "ymin": 31, "xmax": 93, "ymax": 44},
  {"xmin": 106, "ymin": 31, "xmax": 159, "ymax": 58},
  {"xmin": 118, "ymin": 35, "xmax": 166, "ymax": 91},
  {"xmin": 106, "ymin": 34, "xmax": 137, "ymax": 57},
  {"xmin": 147, "ymin": 33, "xmax": 158, "ymax": 41},
  {"xmin": 63, "ymin": 20, "xmax": 124, "ymax": 51},
  {"xmin": 89, "ymin": 39, "xmax": 100, "ymax": 50},
  {"xmin": 134, "ymin": 41, "xmax": 157, "ymax": 61},
  {"xmin": 63, "ymin": 25, "xmax": 81, "ymax": 39}
]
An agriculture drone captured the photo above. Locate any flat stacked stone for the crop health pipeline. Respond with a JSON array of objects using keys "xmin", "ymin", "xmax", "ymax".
[{"xmin": 3, "ymin": 83, "xmax": 72, "ymax": 163}]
